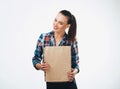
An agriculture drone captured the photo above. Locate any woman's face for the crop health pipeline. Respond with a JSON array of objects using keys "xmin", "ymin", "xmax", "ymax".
[{"xmin": 53, "ymin": 13, "xmax": 70, "ymax": 33}]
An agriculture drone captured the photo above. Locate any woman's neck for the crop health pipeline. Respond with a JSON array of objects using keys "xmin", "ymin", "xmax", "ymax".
[
  {"xmin": 54, "ymin": 31, "xmax": 65, "ymax": 38},
  {"xmin": 54, "ymin": 31, "xmax": 65, "ymax": 46}
]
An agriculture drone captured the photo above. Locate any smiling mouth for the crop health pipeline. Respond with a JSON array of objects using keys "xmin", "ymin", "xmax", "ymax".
[{"xmin": 54, "ymin": 27, "xmax": 58, "ymax": 30}]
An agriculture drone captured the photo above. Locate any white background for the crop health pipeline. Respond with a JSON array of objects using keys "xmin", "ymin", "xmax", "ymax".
[{"xmin": 0, "ymin": 0, "xmax": 120, "ymax": 89}]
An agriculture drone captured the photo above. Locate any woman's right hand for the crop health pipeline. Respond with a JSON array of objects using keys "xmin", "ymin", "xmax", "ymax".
[{"xmin": 36, "ymin": 62, "xmax": 50, "ymax": 72}]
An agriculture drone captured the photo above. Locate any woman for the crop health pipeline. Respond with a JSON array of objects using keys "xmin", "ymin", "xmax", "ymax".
[{"xmin": 32, "ymin": 10, "xmax": 79, "ymax": 89}]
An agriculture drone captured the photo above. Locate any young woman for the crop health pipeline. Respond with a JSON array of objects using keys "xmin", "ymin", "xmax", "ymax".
[{"xmin": 32, "ymin": 10, "xmax": 79, "ymax": 89}]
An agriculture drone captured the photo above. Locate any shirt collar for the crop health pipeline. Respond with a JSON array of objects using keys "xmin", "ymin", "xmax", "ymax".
[{"xmin": 50, "ymin": 31, "xmax": 67, "ymax": 46}]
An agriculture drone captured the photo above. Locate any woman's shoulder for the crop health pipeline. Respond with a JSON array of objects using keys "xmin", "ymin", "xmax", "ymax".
[
  {"xmin": 38, "ymin": 31, "xmax": 53, "ymax": 40},
  {"xmin": 40, "ymin": 31, "xmax": 53, "ymax": 36}
]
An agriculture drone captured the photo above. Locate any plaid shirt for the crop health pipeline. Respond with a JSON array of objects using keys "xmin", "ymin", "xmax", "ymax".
[{"xmin": 32, "ymin": 31, "xmax": 79, "ymax": 72}]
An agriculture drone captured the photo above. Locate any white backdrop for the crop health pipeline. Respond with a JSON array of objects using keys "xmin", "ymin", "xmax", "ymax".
[{"xmin": 0, "ymin": 0, "xmax": 120, "ymax": 89}]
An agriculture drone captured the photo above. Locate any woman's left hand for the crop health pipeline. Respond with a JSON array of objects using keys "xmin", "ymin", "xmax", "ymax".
[{"xmin": 67, "ymin": 68, "xmax": 75, "ymax": 82}]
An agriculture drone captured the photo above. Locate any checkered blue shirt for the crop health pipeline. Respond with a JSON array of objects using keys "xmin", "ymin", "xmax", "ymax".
[{"xmin": 32, "ymin": 31, "xmax": 79, "ymax": 72}]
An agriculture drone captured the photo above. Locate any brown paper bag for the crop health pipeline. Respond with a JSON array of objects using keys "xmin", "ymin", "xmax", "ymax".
[{"xmin": 44, "ymin": 46, "xmax": 71, "ymax": 82}]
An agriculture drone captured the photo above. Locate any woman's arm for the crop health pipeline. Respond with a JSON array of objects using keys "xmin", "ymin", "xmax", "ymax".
[
  {"xmin": 71, "ymin": 40, "xmax": 80, "ymax": 73},
  {"xmin": 32, "ymin": 34, "xmax": 43, "ymax": 70},
  {"xmin": 67, "ymin": 40, "xmax": 80, "ymax": 82}
]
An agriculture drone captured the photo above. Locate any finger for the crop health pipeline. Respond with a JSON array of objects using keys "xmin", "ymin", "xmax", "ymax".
[
  {"xmin": 41, "ymin": 65, "xmax": 50, "ymax": 71},
  {"xmin": 71, "ymin": 68, "xmax": 74, "ymax": 72},
  {"xmin": 41, "ymin": 65, "xmax": 47, "ymax": 70},
  {"xmin": 68, "ymin": 72, "xmax": 74, "ymax": 77},
  {"xmin": 68, "ymin": 76, "xmax": 74, "ymax": 82},
  {"xmin": 68, "ymin": 77, "xmax": 73, "ymax": 82},
  {"xmin": 67, "ymin": 74, "xmax": 74, "ymax": 82}
]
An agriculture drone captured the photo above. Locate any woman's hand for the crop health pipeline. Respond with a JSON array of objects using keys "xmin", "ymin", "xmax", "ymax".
[
  {"xmin": 36, "ymin": 62, "xmax": 50, "ymax": 72},
  {"xmin": 67, "ymin": 68, "xmax": 77, "ymax": 82}
]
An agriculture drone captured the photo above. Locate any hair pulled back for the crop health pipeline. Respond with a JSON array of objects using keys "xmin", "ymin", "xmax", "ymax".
[{"xmin": 59, "ymin": 10, "xmax": 77, "ymax": 42}]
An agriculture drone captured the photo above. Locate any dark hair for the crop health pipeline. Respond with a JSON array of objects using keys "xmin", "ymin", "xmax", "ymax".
[{"xmin": 59, "ymin": 10, "xmax": 77, "ymax": 42}]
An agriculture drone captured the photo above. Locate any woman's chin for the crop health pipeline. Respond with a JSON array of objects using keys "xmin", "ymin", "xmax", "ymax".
[{"xmin": 53, "ymin": 29, "xmax": 59, "ymax": 32}]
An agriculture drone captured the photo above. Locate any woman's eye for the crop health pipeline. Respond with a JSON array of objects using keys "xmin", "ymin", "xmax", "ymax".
[
  {"xmin": 59, "ymin": 22, "xmax": 63, "ymax": 25},
  {"xmin": 54, "ymin": 19, "xmax": 57, "ymax": 22}
]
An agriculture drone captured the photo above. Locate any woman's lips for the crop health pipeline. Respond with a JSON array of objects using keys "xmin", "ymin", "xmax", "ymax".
[{"xmin": 54, "ymin": 27, "xmax": 58, "ymax": 30}]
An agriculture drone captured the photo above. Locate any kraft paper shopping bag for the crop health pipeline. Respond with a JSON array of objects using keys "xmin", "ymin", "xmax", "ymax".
[{"xmin": 44, "ymin": 46, "xmax": 71, "ymax": 82}]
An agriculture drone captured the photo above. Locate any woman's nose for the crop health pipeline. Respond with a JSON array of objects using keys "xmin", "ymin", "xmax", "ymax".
[{"xmin": 54, "ymin": 22, "xmax": 58, "ymax": 26}]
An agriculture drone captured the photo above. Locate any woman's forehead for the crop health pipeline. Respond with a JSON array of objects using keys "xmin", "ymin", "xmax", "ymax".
[{"xmin": 55, "ymin": 13, "xmax": 68, "ymax": 23}]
